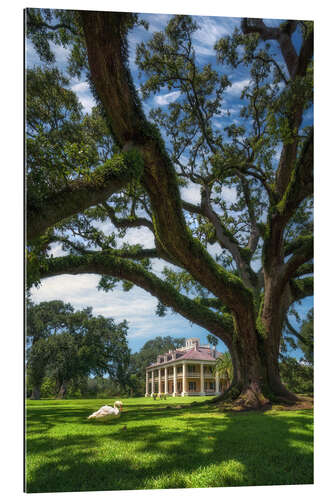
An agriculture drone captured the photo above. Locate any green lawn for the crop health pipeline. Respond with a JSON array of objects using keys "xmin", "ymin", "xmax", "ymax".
[{"xmin": 25, "ymin": 397, "xmax": 313, "ymax": 493}]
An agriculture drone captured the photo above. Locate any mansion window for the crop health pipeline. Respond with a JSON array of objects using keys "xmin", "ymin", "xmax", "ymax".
[
  {"xmin": 189, "ymin": 381, "xmax": 197, "ymax": 391},
  {"xmin": 205, "ymin": 381, "xmax": 215, "ymax": 390},
  {"xmin": 188, "ymin": 365, "xmax": 196, "ymax": 373}
]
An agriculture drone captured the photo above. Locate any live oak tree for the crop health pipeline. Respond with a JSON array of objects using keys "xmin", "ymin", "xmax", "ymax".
[
  {"xmin": 26, "ymin": 300, "xmax": 130, "ymax": 399},
  {"xmin": 26, "ymin": 9, "xmax": 313, "ymax": 408},
  {"xmin": 26, "ymin": 299, "xmax": 75, "ymax": 399}
]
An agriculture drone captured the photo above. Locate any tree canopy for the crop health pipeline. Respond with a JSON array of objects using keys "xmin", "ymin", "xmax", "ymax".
[
  {"xmin": 26, "ymin": 300, "xmax": 130, "ymax": 398},
  {"xmin": 26, "ymin": 9, "xmax": 313, "ymax": 408}
]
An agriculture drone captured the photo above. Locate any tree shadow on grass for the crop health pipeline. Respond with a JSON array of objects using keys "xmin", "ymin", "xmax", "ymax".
[{"xmin": 26, "ymin": 405, "xmax": 313, "ymax": 493}]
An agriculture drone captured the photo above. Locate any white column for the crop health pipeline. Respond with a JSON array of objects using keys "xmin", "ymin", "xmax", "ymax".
[
  {"xmin": 145, "ymin": 371, "xmax": 149, "ymax": 397},
  {"xmin": 158, "ymin": 368, "xmax": 161, "ymax": 396},
  {"xmin": 164, "ymin": 367, "xmax": 168, "ymax": 394},
  {"xmin": 182, "ymin": 363, "xmax": 187, "ymax": 396},
  {"xmin": 215, "ymin": 371, "xmax": 220, "ymax": 395},
  {"xmin": 151, "ymin": 370, "xmax": 155, "ymax": 396},
  {"xmin": 173, "ymin": 365, "xmax": 177, "ymax": 397},
  {"xmin": 200, "ymin": 363, "xmax": 204, "ymax": 395}
]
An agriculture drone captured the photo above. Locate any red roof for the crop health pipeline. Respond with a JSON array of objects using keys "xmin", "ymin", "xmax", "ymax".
[{"xmin": 147, "ymin": 346, "xmax": 221, "ymax": 368}]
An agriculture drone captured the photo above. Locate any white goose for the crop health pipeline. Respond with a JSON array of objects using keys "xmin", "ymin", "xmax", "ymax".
[{"xmin": 88, "ymin": 400, "xmax": 123, "ymax": 422}]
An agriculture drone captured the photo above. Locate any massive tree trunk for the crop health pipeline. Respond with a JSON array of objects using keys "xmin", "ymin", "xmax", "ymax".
[
  {"xmin": 215, "ymin": 315, "xmax": 269, "ymax": 409},
  {"xmin": 261, "ymin": 277, "xmax": 297, "ymax": 401},
  {"xmin": 217, "ymin": 296, "xmax": 297, "ymax": 407}
]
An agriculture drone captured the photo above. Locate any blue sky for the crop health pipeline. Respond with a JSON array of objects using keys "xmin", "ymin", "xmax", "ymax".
[{"xmin": 27, "ymin": 11, "xmax": 313, "ymax": 355}]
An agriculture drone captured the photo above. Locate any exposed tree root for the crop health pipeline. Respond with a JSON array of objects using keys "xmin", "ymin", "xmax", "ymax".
[{"xmin": 209, "ymin": 382, "xmax": 301, "ymax": 411}]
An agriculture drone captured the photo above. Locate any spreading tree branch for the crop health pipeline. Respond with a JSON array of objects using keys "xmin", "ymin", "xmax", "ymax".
[
  {"xmin": 289, "ymin": 276, "xmax": 313, "ymax": 302},
  {"xmin": 80, "ymin": 11, "xmax": 255, "ymax": 317},
  {"xmin": 285, "ymin": 316, "xmax": 309, "ymax": 346},
  {"xmin": 27, "ymin": 153, "xmax": 143, "ymax": 242},
  {"xmin": 40, "ymin": 253, "xmax": 235, "ymax": 346},
  {"xmin": 101, "ymin": 202, "xmax": 154, "ymax": 232}
]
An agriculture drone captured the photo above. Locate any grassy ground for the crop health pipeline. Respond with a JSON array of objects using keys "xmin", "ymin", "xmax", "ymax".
[{"xmin": 25, "ymin": 397, "xmax": 313, "ymax": 493}]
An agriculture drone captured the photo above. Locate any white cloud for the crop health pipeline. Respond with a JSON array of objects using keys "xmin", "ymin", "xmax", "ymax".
[
  {"xmin": 71, "ymin": 81, "xmax": 96, "ymax": 114},
  {"xmin": 31, "ymin": 275, "xmax": 100, "ymax": 305},
  {"xmin": 143, "ymin": 13, "xmax": 171, "ymax": 33},
  {"xmin": 121, "ymin": 226, "xmax": 155, "ymax": 248},
  {"xmin": 193, "ymin": 16, "xmax": 239, "ymax": 56},
  {"xmin": 155, "ymin": 91, "xmax": 181, "ymax": 106},
  {"xmin": 223, "ymin": 186, "xmax": 237, "ymax": 204},
  {"xmin": 180, "ymin": 182, "xmax": 236, "ymax": 207},
  {"xmin": 193, "ymin": 44, "xmax": 217, "ymax": 57},
  {"xmin": 180, "ymin": 183, "xmax": 202, "ymax": 205},
  {"xmin": 26, "ymin": 40, "xmax": 40, "ymax": 67},
  {"xmin": 30, "ymin": 273, "xmax": 205, "ymax": 349},
  {"xmin": 50, "ymin": 42, "xmax": 70, "ymax": 66},
  {"xmin": 71, "ymin": 81, "xmax": 89, "ymax": 93},
  {"xmin": 225, "ymin": 79, "xmax": 250, "ymax": 97},
  {"xmin": 48, "ymin": 243, "xmax": 67, "ymax": 258},
  {"xmin": 31, "ymin": 274, "xmax": 157, "ymax": 326}
]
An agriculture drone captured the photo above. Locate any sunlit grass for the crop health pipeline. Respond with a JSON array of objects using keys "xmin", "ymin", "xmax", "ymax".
[{"xmin": 25, "ymin": 397, "xmax": 313, "ymax": 493}]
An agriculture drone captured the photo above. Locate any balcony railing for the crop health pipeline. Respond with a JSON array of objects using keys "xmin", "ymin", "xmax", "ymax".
[{"xmin": 152, "ymin": 371, "xmax": 215, "ymax": 378}]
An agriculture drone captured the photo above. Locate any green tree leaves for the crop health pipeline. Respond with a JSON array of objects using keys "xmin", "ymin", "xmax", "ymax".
[{"xmin": 26, "ymin": 300, "xmax": 131, "ymax": 398}]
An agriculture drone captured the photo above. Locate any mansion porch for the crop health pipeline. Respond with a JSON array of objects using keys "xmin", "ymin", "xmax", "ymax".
[
  {"xmin": 145, "ymin": 338, "xmax": 222, "ymax": 397},
  {"xmin": 145, "ymin": 363, "xmax": 220, "ymax": 396}
]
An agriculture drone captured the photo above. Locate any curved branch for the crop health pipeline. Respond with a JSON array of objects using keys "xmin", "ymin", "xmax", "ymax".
[
  {"xmin": 36, "ymin": 21, "xmax": 78, "ymax": 36},
  {"xmin": 285, "ymin": 317, "xmax": 309, "ymax": 346},
  {"xmin": 101, "ymin": 202, "xmax": 154, "ymax": 232},
  {"xmin": 292, "ymin": 262, "xmax": 313, "ymax": 279},
  {"xmin": 40, "ymin": 253, "xmax": 235, "ymax": 346},
  {"xmin": 200, "ymin": 185, "xmax": 256, "ymax": 289},
  {"xmin": 80, "ymin": 11, "xmax": 255, "ymax": 316},
  {"xmin": 262, "ymin": 130, "xmax": 313, "ymax": 273},
  {"xmin": 239, "ymin": 175, "xmax": 260, "ymax": 254},
  {"xmin": 195, "ymin": 297, "xmax": 223, "ymax": 310},
  {"xmin": 182, "ymin": 200, "xmax": 205, "ymax": 217},
  {"xmin": 241, "ymin": 18, "xmax": 298, "ymax": 77},
  {"xmin": 27, "ymin": 154, "xmax": 142, "ymax": 242},
  {"xmin": 284, "ymin": 234, "xmax": 313, "ymax": 258},
  {"xmin": 276, "ymin": 129, "xmax": 313, "ymax": 219},
  {"xmin": 296, "ymin": 27, "xmax": 314, "ymax": 78},
  {"xmin": 53, "ymin": 236, "xmax": 160, "ymax": 261},
  {"xmin": 282, "ymin": 235, "xmax": 313, "ymax": 284},
  {"xmin": 289, "ymin": 276, "xmax": 313, "ymax": 302}
]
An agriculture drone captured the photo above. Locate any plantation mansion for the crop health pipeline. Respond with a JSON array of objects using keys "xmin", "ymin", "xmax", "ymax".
[{"xmin": 145, "ymin": 337, "xmax": 222, "ymax": 397}]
